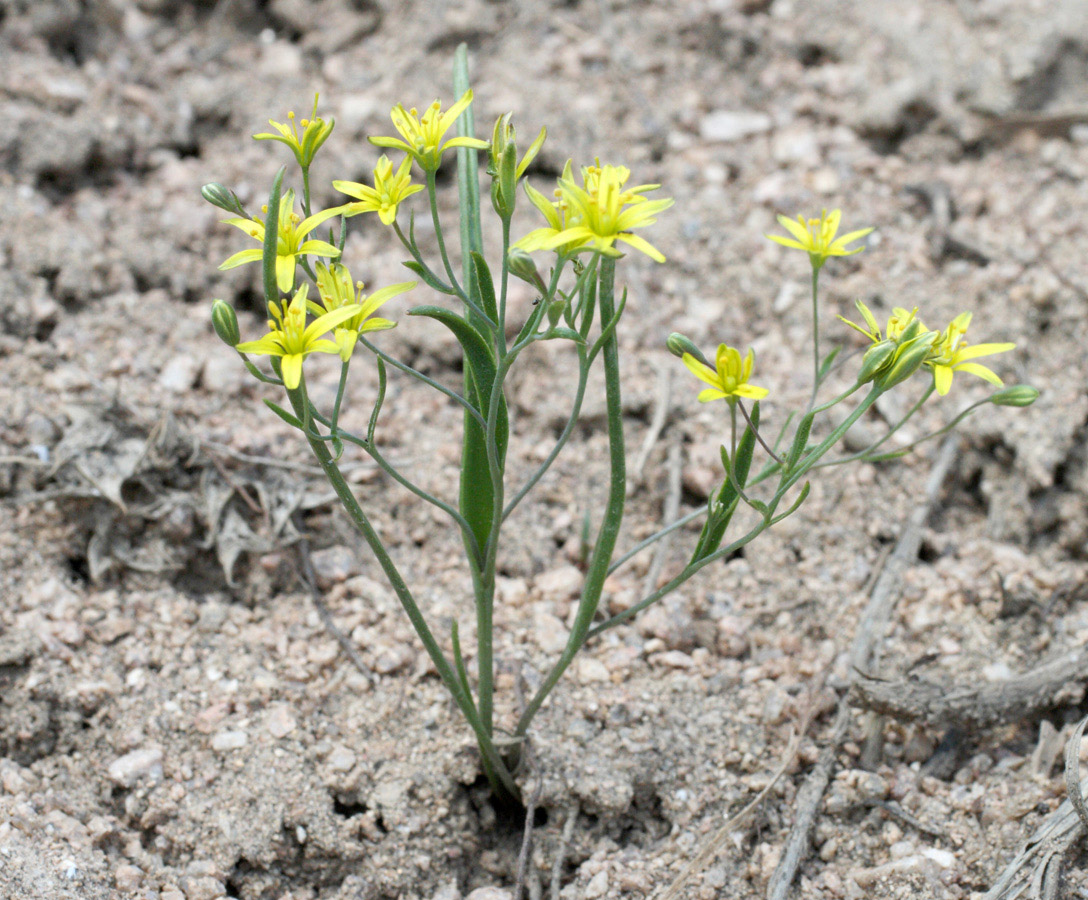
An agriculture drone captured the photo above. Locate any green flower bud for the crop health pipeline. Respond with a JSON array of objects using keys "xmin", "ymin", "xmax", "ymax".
[
  {"xmin": 990, "ymin": 385, "xmax": 1039, "ymax": 407},
  {"xmin": 547, "ymin": 298, "xmax": 567, "ymax": 327},
  {"xmin": 211, "ymin": 299, "xmax": 241, "ymax": 347},
  {"xmin": 877, "ymin": 331, "xmax": 938, "ymax": 390},
  {"xmin": 856, "ymin": 339, "xmax": 897, "ymax": 383},
  {"xmin": 201, "ymin": 183, "xmax": 247, "ymax": 217},
  {"xmin": 507, "ymin": 248, "xmax": 545, "ymax": 290},
  {"xmin": 666, "ymin": 333, "xmax": 710, "ymax": 367}
]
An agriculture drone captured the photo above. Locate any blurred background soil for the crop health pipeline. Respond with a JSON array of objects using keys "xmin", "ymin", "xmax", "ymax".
[{"xmin": 2, "ymin": 0, "xmax": 1088, "ymax": 898}]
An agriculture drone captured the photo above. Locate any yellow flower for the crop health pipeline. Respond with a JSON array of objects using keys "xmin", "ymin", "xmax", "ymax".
[
  {"xmin": 515, "ymin": 160, "xmax": 673, "ymax": 262},
  {"xmin": 839, "ymin": 300, "xmax": 938, "ymax": 386},
  {"xmin": 331, "ymin": 155, "xmax": 423, "ymax": 226},
  {"xmin": 312, "ymin": 262, "xmax": 414, "ymax": 361},
  {"xmin": 253, "ymin": 96, "xmax": 335, "ymax": 169},
  {"xmin": 219, "ymin": 189, "xmax": 342, "ymax": 292},
  {"xmin": 682, "ymin": 344, "xmax": 769, "ymax": 403},
  {"xmin": 926, "ymin": 312, "xmax": 1015, "ymax": 396},
  {"xmin": 236, "ymin": 285, "xmax": 362, "ymax": 390},
  {"xmin": 839, "ymin": 300, "xmax": 923, "ymax": 345},
  {"xmin": 370, "ymin": 90, "xmax": 490, "ymax": 172},
  {"xmin": 767, "ymin": 209, "xmax": 873, "ymax": 270}
]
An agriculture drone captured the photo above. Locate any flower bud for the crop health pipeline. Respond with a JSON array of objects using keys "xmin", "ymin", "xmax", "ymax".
[
  {"xmin": 211, "ymin": 299, "xmax": 241, "ymax": 347},
  {"xmin": 990, "ymin": 385, "xmax": 1039, "ymax": 407},
  {"xmin": 546, "ymin": 298, "xmax": 567, "ymax": 327},
  {"xmin": 877, "ymin": 331, "xmax": 938, "ymax": 390},
  {"xmin": 507, "ymin": 248, "xmax": 545, "ymax": 290},
  {"xmin": 201, "ymin": 183, "xmax": 247, "ymax": 217},
  {"xmin": 856, "ymin": 339, "xmax": 897, "ymax": 383},
  {"xmin": 666, "ymin": 333, "xmax": 710, "ymax": 367}
]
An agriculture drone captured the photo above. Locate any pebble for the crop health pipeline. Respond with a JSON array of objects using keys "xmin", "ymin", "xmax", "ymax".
[
  {"xmin": 327, "ymin": 745, "xmax": 357, "ymax": 772},
  {"xmin": 265, "ymin": 703, "xmax": 297, "ymax": 739},
  {"xmin": 464, "ymin": 890, "xmax": 511, "ymax": 900},
  {"xmin": 161, "ymin": 891, "xmax": 185, "ymax": 900},
  {"xmin": 430, "ymin": 882, "xmax": 461, "ymax": 900},
  {"xmin": 583, "ymin": 869, "xmax": 609, "ymax": 898},
  {"xmin": 700, "ymin": 109, "xmax": 773, "ymax": 142},
  {"xmin": 114, "ymin": 864, "xmax": 143, "ymax": 891},
  {"xmin": 576, "ymin": 658, "xmax": 610, "ymax": 683},
  {"xmin": 536, "ymin": 565, "xmax": 583, "ymax": 602},
  {"xmin": 181, "ymin": 875, "xmax": 226, "ymax": 900},
  {"xmin": 309, "ymin": 546, "xmax": 361, "ymax": 589},
  {"xmin": 107, "ymin": 746, "xmax": 163, "ymax": 788},
  {"xmin": 210, "ymin": 730, "xmax": 247, "ymax": 752},
  {"xmin": 532, "ymin": 610, "xmax": 568, "ymax": 654},
  {"xmin": 158, "ymin": 354, "xmax": 199, "ymax": 392}
]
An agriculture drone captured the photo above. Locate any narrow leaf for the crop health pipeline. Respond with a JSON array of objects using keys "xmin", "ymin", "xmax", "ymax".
[
  {"xmin": 264, "ymin": 398, "xmax": 302, "ymax": 428},
  {"xmin": 787, "ymin": 410, "xmax": 815, "ymax": 470},
  {"xmin": 470, "ymin": 251, "xmax": 498, "ymax": 322}
]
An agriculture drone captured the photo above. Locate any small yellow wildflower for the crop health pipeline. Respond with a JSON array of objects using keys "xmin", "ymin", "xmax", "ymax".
[
  {"xmin": 926, "ymin": 312, "xmax": 1015, "ymax": 396},
  {"xmin": 767, "ymin": 209, "xmax": 873, "ymax": 270},
  {"xmin": 370, "ymin": 90, "xmax": 490, "ymax": 172},
  {"xmin": 516, "ymin": 160, "xmax": 673, "ymax": 262},
  {"xmin": 253, "ymin": 96, "xmax": 335, "ymax": 169},
  {"xmin": 839, "ymin": 300, "xmax": 923, "ymax": 345},
  {"xmin": 682, "ymin": 344, "xmax": 769, "ymax": 403},
  {"xmin": 312, "ymin": 262, "xmax": 414, "ymax": 361},
  {"xmin": 331, "ymin": 156, "xmax": 423, "ymax": 226},
  {"xmin": 236, "ymin": 284, "xmax": 361, "ymax": 390},
  {"xmin": 219, "ymin": 189, "xmax": 342, "ymax": 292}
]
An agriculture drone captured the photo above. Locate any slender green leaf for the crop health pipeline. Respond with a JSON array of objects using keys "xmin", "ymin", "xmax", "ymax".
[
  {"xmin": 470, "ymin": 252, "xmax": 498, "ymax": 322},
  {"xmin": 453, "ymin": 44, "xmax": 484, "ymax": 316},
  {"xmin": 787, "ymin": 410, "xmax": 815, "ymax": 470},
  {"xmin": 818, "ymin": 346, "xmax": 841, "ymax": 380},
  {"xmin": 402, "ymin": 260, "xmax": 454, "ymax": 295},
  {"xmin": 264, "ymin": 398, "xmax": 302, "ymax": 428},
  {"xmin": 690, "ymin": 402, "xmax": 759, "ymax": 562},
  {"xmin": 367, "ymin": 357, "xmax": 386, "ymax": 443}
]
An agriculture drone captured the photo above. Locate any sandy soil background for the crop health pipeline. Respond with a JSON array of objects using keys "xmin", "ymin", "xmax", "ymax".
[{"xmin": 3, "ymin": 0, "xmax": 1088, "ymax": 898}]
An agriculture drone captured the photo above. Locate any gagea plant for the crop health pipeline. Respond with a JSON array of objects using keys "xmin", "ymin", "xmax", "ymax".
[{"xmin": 203, "ymin": 50, "xmax": 1036, "ymax": 799}]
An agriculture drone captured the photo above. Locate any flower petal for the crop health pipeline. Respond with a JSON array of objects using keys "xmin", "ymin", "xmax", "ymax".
[
  {"xmin": 615, "ymin": 232, "xmax": 666, "ymax": 263},
  {"xmin": 697, "ymin": 388, "xmax": 729, "ymax": 403},
  {"xmin": 734, "ymin": 383, "xmax": 769, "ymax": 400},
  {"xmin": 775, "ymin": 214, "xmax": 811, "ymax": 245},
  {"xmin": 218, "ymin": 248, "xmax": 264, "ymax": 271},
  {"xmin": 683, "ymin": 353, "xmax": 722, "ymax": 389},
  {"xmin": 933, "ymin": 364, "xmax": 953, "ymax": 396},
  {"xmin": 955, "ymin": 361, "xmax": 1005, "ymax": 387},
  {"xmin": 955, "ymin": 342, "xmax": 1015, "ymax": 361},
  {"xmin": 766, "ymin": 234, "xmax": 809, "ymax": 251},
  {"xmin": 276, "ymin": 255, "xmax": 296, "ymax": 292},
  {"xmin": 281, "ymin": 354, "xmax": 304, "ymax": 390}
]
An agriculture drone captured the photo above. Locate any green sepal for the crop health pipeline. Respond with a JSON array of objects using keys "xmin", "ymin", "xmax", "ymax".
[
  {"xmin": 787, "ymin": 410, "xmax": 815, "ymax": 471},
  {"xmin": 690, "ymin": 401, "xmax": 759, "ymax": 563},
  {"xmin": 262, "ymin": 166, "xmax": 287, "ymax": 306},
  {"xmin": 264, "ymin": 399, "xmax": 303, "ymax": 429},
  {"xmin": 864, "ymin": 448, "xmax": 911, "ymax": 462}
]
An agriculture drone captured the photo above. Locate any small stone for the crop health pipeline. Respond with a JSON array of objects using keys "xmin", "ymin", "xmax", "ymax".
[
  {"xmin": 309, "ymin": 546, "xmax": 360, "ymax": 589},
  {"xmin": 210, "ymin": 729, "xmax": 247, "ymax": 752},
  {"xmin": 108, "ymin": 746, "xmax": 163, "ymax": 788},
  {"xmin": 700, "ymin": 109, "xmax": 773, "ymax": 143},
  {"xmin": 532, "ymin": 610, "xmax": 568, "ymax": 654},
  {"xmin": 114, "ymin": 864, "xmax": 143, "ymax": 891},
  {"xmin": 465, "ymin": 890, "xmax": 511, "ymax": 900},
  {"xmin": 652, "ymin": 650, "xmax": 694, "ymax": 669},
  {"xmin": 583, "ymin": 870, "xmax": 609, "ymax": 899},
  {"xmin": 983, "ymin": 661, "xmax": 1012, "ymax": 682},
  {"xmin": 265, "ymin": 703, "xmax": 297, "ymax": 739},
  {"xmin": 181, "ymin": 875, "xmax": 226, "ymax": 900},
  {"xmin": 327, "ymin": 745, "xmax": 357, "ymax": 772},
  {"xmin": 576, "ymin": 658, "xmax": 610, "ymax": 683},
  {"xmin": 158, "ymin": 354, "xmax": 199, "ymax": 392},
  {"xmin": 430, "ymin": 882, "xmax": 461, "ymax": 900},
  {"xmin": 536, "ymin": 565, "xmax": 583, "ymax": 602},
  {"xmin": 161, "ymin": 891, "xmax": 185, "ymax": 900},
  {"xmin": 922, "ymin": 847, "xmax": 956, "ymax": 868}
]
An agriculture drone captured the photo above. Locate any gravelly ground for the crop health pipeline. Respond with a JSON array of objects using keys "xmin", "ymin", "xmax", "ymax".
[{"xmin": 2, "ymin": 1, "xmax": 1088, "ymax": 898}]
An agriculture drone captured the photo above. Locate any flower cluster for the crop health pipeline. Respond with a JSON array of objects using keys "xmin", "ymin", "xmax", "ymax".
[
  {"xmin": 767, "ymin": 208, "xmax": 873, "ymax": 271},
  {"xmin": 841, "ymin": 300, "xmax": 1015, "ymax": 395},
  {"xmin": 514, "ymin": 160, "xmax": 674, "ymax": 263}
]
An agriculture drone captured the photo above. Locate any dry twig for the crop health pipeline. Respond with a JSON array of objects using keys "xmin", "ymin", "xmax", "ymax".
[
  {"xmin": 766, "ymin": 436, "xmax": 959, "ymax": 899},
  {"xmin": 550, "ymin": 803, "xmax": 579, "ymax": 900},
  {"xmin": 630, "ymin": 366, "xmax": 673, "ymax": 488}
]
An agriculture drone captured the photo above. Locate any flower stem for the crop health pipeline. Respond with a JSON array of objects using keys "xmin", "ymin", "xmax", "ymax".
[
  {"xmin": 809, "ymin": 266, "xmax": 821, "ymax": 408},
  {"xmin": 514, "ymin": 257, "xmax": 625, "ymax": 740}
]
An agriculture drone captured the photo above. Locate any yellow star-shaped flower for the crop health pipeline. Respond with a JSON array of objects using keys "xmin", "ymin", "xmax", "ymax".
[
  {"xmin": 253, "ymin": 95, "xmax": 335, "ymax": 169},
  {"xmin": 370, "ymin": 90, "xmax": 490, "ymax": 172},
  {"xmin": 236, "ymin": 285, "xmax": 361, "ymax": 390},
  {"xmin": 312, "ymin": 262, "xmax": 414, "ymax": 361},
  {"xmin": 926, "ymin": 312, "xmax": 1015, "ymax": 396},
  {"xmin": 332, "ymin": 155, "xmax": 423, "ymax": 226},
  {"xmin": 682, "ymin": 344, "xmax": 769, "ymax": 403},
  {"xmin": 219, "ymin": 189, "xmax": 342, "ymax": 292},
  {"xmin": 767, "ymin": 209, "xmax": 873, "ymax": 270}
]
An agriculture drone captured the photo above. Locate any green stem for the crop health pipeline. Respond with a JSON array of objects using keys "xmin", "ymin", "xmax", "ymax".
[
  {"xmin": 514, "ymin": 257, "xmax": 625, "ymax": 740},
  {"xmin": 813, "ymin": 382, "xmax": 935, "ymax": 469},
  {"xmin": 809, "ymin": 266, "xmax": 821, "ymax": 408},
  {"xmin": 426, "ymin": 169, "xmax": 464, "ymax": 299},
  {"xmin": 283, "ymin": 382, "xmax": 517, "ymax": 798}
]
